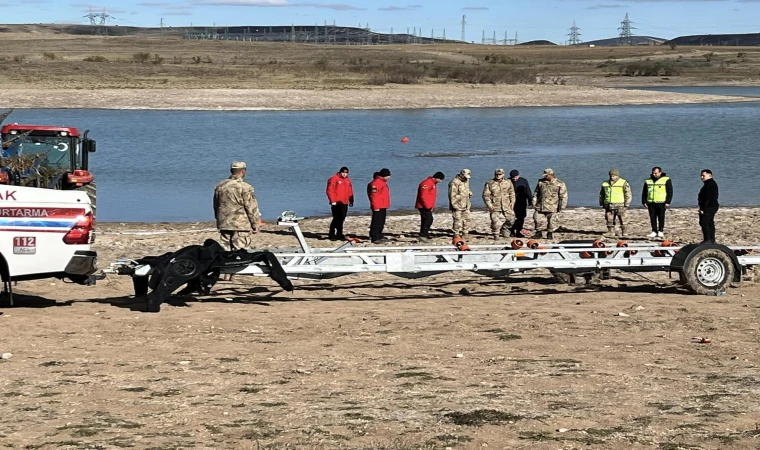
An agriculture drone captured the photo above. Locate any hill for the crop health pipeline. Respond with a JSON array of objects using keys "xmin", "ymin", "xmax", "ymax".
[
  {"xmin": 518, "ymin": 40, "xmax": 556, "ymax": 46},
  {"xmin": 665, "ymin": 33, "xmax": 760, "ymax": 47},
  {"xmin": 577, "ymin": 36, "xmax": 665, "ymax": 47}
]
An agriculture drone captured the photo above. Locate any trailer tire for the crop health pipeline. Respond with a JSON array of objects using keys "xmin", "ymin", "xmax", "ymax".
[
  {"xmin": 78, "ymin": 182, "xmax": 96, "ymax": 218},
  {"xmin": 682, "ymin": 248, "xmax": 734, "ymax": 295}
]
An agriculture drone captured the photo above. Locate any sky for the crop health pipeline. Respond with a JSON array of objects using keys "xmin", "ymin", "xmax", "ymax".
[{"xmin": 4, "ymin": 0, "xmax": 760, "ymax": 44}]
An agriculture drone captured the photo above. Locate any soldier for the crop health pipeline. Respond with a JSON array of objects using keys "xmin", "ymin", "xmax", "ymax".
[
  {"xmin": 326, "ymin": 166, "xmax": 354, "ymax": 240},
  {"xmin": 532, "ymin": 168, "xmax": 568, "ymax": 239},
  {"xmin": 448, "ymin": 169, "xmax": 472, "ymax": 238},
  {"xmin": 213, "ymin": 161, "xmax": 260, "ymax": 251},
  {"xmin": 642, "ymin": 166, "xmax": 673, "ymax": 238},
  {"xmin": 368, "ymin": 168, "xmax": 391, "ymax": 243},
  {"xmin": 509, "ymin": 169, "xmax": 532, "ymax": 237},
  {"xmin": 415, "ymin": 171, "xmax": 445, "ymax": 241},
  {"xmin": 482, "ymin": 168, "xmax": 516, "ymax": 240},
  {"xmin": 599, "ymin": 168, "xmax": 632, "ymax": 237}
]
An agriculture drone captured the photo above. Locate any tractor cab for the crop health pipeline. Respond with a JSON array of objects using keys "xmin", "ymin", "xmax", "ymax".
[{"xmin": 0, "ymin": 124, "xmax": 96, "ymax": 189}]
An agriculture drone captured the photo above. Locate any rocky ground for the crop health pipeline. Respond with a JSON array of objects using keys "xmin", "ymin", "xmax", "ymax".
[{"xmin": 0, "ymin": 208, "xmax": 759, "ymax": 449}]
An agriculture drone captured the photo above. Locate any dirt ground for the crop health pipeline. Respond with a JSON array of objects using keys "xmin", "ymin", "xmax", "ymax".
[{"xmin": 1, "ymin": 208, "xmax": 759, "ymax": 449}]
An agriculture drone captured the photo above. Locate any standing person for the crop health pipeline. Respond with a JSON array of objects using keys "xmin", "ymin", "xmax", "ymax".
[
  {"xmin": 698, "ymin": 169, "xmax": 719, "ymax": 244},
  {"xmin": 509, "ymin": 169, "xmax": 532, "ymax": 237},
  {"xmin": 532, "ymin": 168, "xmax": 568, "ymax": 239},
  {"xmin": 448, "ymin": 169, "xmax": 472, "ymax": 238},
  {"xmin": 599, "ymin": 169, "xmax": 632, "ymax": 237},
  {"xmin": 213, "ymin": 161, "xmax": 260, "ymax": 251},
  {"xmin": 482, "ymin": 168, "xmax": 516, "ymax": 240},
  {"xmin": 415, "ymin": 172, "xmax": 445, "ymax": 241},
  {"xmin": 368, "ymin": 168, "xmax": 391, "ymax": 244},
  {"xmin": 326, "ymin": 166, "xmax": 354, "ymax": 240},
  {"xmin": 642, "ymin": 166, "xmax": 673, "ymax": 238}
]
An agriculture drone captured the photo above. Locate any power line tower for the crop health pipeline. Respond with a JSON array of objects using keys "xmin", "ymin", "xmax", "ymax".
[
  {"xmin": 568, "ymin": 20, "xmax": 581, "ymax": 45},
  {"xmin": 618, "ymin": 13, "xmax": 635, "ymax": 46},
  {"xmin": 83, "ymin": 8, "xmax": 114, "ymax": 35},
  {"xmin": 460, "ymin": 15, "xmax": 466, "ymax": 42}
]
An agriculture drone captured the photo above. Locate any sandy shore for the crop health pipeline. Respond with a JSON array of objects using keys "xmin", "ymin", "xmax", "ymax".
[
  {"xmin": 1, "ymin": 207, "xmax": 759, "ymax": 448},
  {"xmin": 7, "ymin": 84, "xmax": 759, "ymax": 110}
]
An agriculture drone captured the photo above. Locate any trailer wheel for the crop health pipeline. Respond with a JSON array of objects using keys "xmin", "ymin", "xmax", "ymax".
[{"xmin": 682, "ymin": 248, "xmax": 734, "ymax": 295}]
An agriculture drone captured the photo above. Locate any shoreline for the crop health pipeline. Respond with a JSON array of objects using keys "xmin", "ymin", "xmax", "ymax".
[
  {"xmin": 7, "ymin": 85, "xmax": 760, "ymax": 110},
  {"xmin": 96, "ymin": 205, "xmax": 760, "ymax": 228}
]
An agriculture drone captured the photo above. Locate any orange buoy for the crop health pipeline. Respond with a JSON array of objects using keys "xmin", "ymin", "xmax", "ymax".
[
  {"xmin": 400, "ymin": 136, "xmax": 410, "ymax": 144},
  {"xmin": 510, "ymin": 239, "xmax": 524, "ymax": 250}
]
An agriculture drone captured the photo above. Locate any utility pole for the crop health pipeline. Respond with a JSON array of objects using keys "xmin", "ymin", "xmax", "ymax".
[
  {"xmin": 482, "ymin": 30, "xmax": 485, "ymax": 44},
  {"xmin": 568, "ymin": 20, "xmax": 582, "ymax": 45},
  {"xmin": 460, "ymin": 15, "xmax": 466, "ymax": 42},
  {"xmin": 618, "ymin": 13, "xmax": 635, "ymax": 45}
]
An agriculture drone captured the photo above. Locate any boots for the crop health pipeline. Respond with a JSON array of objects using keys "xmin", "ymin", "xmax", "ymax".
[
  {"xmin": 547, "ymin": 231, "xmax": 554, "ymax": 239},
  {"xmin": 620, "ymin": 228, "xmax": 627, "ymax": 238},
  {"xmin": 533, "ymin": 231, "xmax": 544, "ymax": 239}
]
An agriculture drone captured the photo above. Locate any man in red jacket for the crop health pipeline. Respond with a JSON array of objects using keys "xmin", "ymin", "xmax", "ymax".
[
  {"xmin": 415, "ymin": 172, "xmax": 445, "ymax": 241},
  {"xmin": 367, "ymin": 168, "xmax": 391, "ymax": 243},
  {"xmin": 326, "ymin": 166, "xmax": 354, "ymax": 240}
]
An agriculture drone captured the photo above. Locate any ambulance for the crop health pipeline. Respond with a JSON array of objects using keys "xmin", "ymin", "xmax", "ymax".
[{"xmin": 0, "ymin": 185, "xmax": 97, "ymax": 302}]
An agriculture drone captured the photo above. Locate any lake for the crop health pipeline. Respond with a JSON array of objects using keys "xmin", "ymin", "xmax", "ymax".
[{"xmin": 7, "ymin": 102, "xmax": 760, "ymax": 222}]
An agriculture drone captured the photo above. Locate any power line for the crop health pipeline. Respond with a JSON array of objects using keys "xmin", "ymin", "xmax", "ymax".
[
  {"xmin": 568, "ymin": 20, "xmax": 582, "ymax": 45},
  {"xmin": 618, "ymin": 13, "xmax": 635, "ymax": 46}
]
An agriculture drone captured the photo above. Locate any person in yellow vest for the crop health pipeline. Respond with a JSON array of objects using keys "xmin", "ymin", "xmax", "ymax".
[
  {"xmin": 641, "ymin": 166, "xmax": 673, "ymax": 238},
  {"xmin": 599, "ymin": 169, "xmax": 632, "ymax": 237}
]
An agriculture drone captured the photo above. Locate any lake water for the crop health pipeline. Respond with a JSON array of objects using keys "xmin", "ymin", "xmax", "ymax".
[{"xmin": 8, "ymin": 102, "xmax": 760, "ymax": 222}]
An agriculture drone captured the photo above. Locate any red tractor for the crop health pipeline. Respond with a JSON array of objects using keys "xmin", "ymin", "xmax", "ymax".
[{"xmin": 0, "ymin": 110, "xmax": 97, "ymax": 215}]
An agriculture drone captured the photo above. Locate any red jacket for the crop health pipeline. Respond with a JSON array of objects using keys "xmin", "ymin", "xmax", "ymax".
[
  {"xmin": 367, "ymin": 177, "xmax": 390, "ymax": 210},
  {"xmin": 326, "ymin": 173, "xmax": 354, "ymax": 205},
  {"xmin": 415, "ymin": 177, "xmax": 438, "ymax": 209}
]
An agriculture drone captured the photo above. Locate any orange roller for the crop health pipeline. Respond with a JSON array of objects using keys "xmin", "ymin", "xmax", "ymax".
[
  {"xmin": 593, "ymin": 239, "xmax": 608, "ymax": 258},
  {"xmin": 511, "ymin": 239, "xmax": 525, "ymax": 250},
  {"xmin": 453, "ymin": 236, "xmax": 470, "ymax": 251},
  {"xmin": 537, "ymin": 245, "xmax": 548, "ymax": 256},
  {"xmin": 580, "ymin": 250, "xmax": 593, "ymax": 259},
  {"xmin": 526, "ymin": 239, "xmax": 540, "ymax": 249},
  {"xmin": 616, "ymin": 240, "xmax": 638, "ymax": 256}
]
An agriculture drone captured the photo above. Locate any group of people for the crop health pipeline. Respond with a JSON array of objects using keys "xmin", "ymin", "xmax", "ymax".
[{"xmin": 211, "ymin": 160, "xmax": 721, "ymax": 251}]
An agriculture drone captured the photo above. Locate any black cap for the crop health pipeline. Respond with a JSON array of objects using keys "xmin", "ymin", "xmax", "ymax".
[
  {"xmin": 433, "ymin": 171, "xmax": 445, "ymax": 180},
  {"xmin": 509, "ymin": 169, "xmax": 519, "ymax": 177},
  {"xmin": 379, "ymin": 168, "xmax": 391, "ymax": 177},
  {"xmin": 339, "ymin": 166, "xmax": 349, "ymax": 173}
]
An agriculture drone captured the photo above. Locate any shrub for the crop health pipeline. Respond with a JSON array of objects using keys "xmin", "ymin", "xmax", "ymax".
[
  {"xmin": 313, "ymin": 56, "xmax": 329, "ymax": 70},
  {"xmin": 12, "ymin": 55, "xmax": 25, "ymax": 63},
  {"xmin": 83, "ymin": 55, "xmax": 108, "ymax": 62},
  {"xmin": 484, "ymin": 54, "xmax": 519, "ymax": 64},
  {"xmin": 151, "ymin": 53, "xmax": 164, "ymax": 65},
  {"xmin": 192, "ymin": 56, "xmax": 202, "ymax": 64},
  {"xmin": 42, "ymin": 52, "xmax": 59, "ymax": 60},
  {"xmin": 703, "ymin": 52, "xmax": 715, "ymax": 62},
  {"xmin": 383, "ymin": 65, "xmax": 425, "ymax": 84},
  {"xmin": 133, "ymin": 52, "xmax": 151, "ymax": 63},
  {"xmin": 669, "ymin": 43, "xmax": 677, "ymax": 50}
]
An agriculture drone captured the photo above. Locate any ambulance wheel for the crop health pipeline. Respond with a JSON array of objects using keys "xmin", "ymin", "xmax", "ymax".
[{"xmin": 682, "ymin": 248, "xmax": 734, "ymax": 295}]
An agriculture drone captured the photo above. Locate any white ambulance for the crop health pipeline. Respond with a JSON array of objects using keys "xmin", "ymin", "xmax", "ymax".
[{"xmin": 0, "ymin": 185, "xmax": 97, "ymax": 301}]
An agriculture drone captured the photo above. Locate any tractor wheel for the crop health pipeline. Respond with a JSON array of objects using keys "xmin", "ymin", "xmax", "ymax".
[
  {"xmin": 78, "ymin": 182, "xmax": 97, "ymax": 218},
  {"xmin": 682, "ymin": 248, "xmax": 734, "ymax": 295}
]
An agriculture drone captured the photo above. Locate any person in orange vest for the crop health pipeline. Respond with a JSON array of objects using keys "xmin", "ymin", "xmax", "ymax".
[
  {"xmin": 325, "ymin": 166, "xmax": 354, "ymax": 240},
  {"xmin": 415, "ymin": 172, "xmax": 445, "ymax": 241},
  {"xmin": 367, "ymin": 168, "xmax": 391, "ymax": 244}
]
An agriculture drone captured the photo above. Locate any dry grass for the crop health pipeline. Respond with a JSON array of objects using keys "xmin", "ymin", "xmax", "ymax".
[{"xmin": 1, "ymin": 25, "xmax": 760, "ymax": 90}]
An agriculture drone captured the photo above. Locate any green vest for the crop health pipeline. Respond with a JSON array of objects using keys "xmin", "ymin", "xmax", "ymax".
[
  {"xmin": 602, "ymin": 178, "xmax": 627, "ymax": 204},
  {"xmin": 645, "ymin": 176, "xmax": 669, "ymax": 203}
]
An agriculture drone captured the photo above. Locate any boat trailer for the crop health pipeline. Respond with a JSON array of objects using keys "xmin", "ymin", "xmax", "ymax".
[{"xmin": 104, "ymin": 212, "xmax": 760, "ymax": 312}]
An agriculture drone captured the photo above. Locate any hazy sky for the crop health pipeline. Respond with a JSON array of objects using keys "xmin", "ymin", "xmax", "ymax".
[{"xmin": 6, "ymin": 0, "xmax": 760, "ymax": 44}]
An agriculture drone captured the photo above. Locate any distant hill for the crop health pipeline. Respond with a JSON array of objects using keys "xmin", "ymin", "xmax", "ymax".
[
  {"xmin": 575, "ymin": 36, "xmax": 665, "ymax": 47},
  {"xmin": 518, "ymin": 40, "xmax": 556, "ymax": 46},
  {"xmin": 665, "ymin": 33, "xmax": 760, "ymax": 46}
]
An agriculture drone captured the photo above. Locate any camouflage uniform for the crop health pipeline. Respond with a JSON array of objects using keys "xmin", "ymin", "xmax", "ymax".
[
  {"xmin": 213, "ymin": 175, "xmax": 260, "ymax": 250},
  {"xmin": 483, "ymin": 178, "xmax": 516, "ymax": 237},
  {"xmin": 532, "ymin": 177, "xmax": 568, "ymax": 233},
  {"xmin": 599, "ymin": 176, "xmax": 632, "ymax": 235},
  {"xmin": 448, "ymin": 176, "xmax": 472, "ymax": 237}
]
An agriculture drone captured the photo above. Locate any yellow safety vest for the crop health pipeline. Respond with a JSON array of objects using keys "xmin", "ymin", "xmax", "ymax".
[
  {"xmin": 602, "ymin": 178, "xmax": 627, "ymax": 204},
  {"xmin": 645, "ymin": 176, "xmax": 669, "ymax": 203}
]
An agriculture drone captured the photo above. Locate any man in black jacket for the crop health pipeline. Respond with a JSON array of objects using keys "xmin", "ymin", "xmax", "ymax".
[
  {"xmin": 698, "ymin": 169, "xmax": 719, "ymax": 244},
  {"xmin": 641, "ymin": 166, "xmax": 674, "ymax": 239},
  {"xmin": 509, "ymin": 169, "xmax": 532, "ymax": 237}
]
